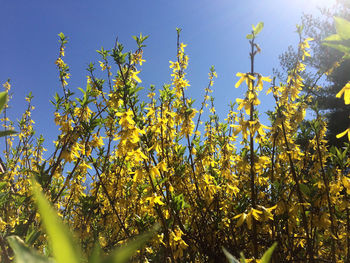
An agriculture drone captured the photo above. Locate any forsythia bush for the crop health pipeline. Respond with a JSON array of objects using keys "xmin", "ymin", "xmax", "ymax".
[{"xmin": 1, "ymin": 20, "xmax": 350, "ymax": 263}]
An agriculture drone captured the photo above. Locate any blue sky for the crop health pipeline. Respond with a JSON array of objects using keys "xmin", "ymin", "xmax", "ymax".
[{"xmin": 0, "ymin": 0, "xmax": 336, "ymax": 151}]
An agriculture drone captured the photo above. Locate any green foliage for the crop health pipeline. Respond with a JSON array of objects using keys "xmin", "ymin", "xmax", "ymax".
[
  {"xmin": 7, "ymin": 236, "xmax": 53, "ymax": 263},
  {"xmin": 222, "ymin": 247, "xmax": 240, "ymax": 263},
  {"xmin": 323, "ymin": 16, "xmax": 350, "ymax": 59},
  {"xmin": 101, "ymin": 228, "xmax": 157, "ymax": 263},
  {"xmin": 58, "ymin": 32, "xmax": 68, "ymax": 44},
  {"xmin": 132, "ymin": 33, "xmax": 149, "ymax": 49},
  {"xmin": 31, "ymin": 178, "xmax": 81, "ymax": 263},
  {"xmin": 246, "ymin": 22, "xmax": 264, "ymax": 39},
  {"xmin": 7, "ymin": 178, "xmax": 158, "ymax": 263},
  {"xmin": 253, "ymin": 22, "xmax": 264, "ymax": 36},
  {"xmin": 0, "ymin": 92, "xmax": 8, "ymax": 114},
  {"xmin": 260, "ymin": 243, "xmax": 278, "ymax": 263},
  {"xmin": 223, "ymin": 242, "xmax": 277, "ymax": 263}
]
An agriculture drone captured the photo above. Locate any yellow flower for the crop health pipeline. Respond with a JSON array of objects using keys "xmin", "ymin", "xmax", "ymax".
[
  {"xmin": 130, "ymin": 70, "xmax": 142, "ymax": 83},
  {"xmin": 146, "ymin": 194, "xmax": 164, "ymax": 206},
  {"xmin": 256, "ymin": 75, "xmax": 271, "ymax": 91},
  {"xmin": 150, "ymin": 166, "xmax": 160, "ymax": 179},
  {"xmin": 336, "ymin": 81, "xmax": 350, "ymax": 104},
  {"xmin": 133, "ymin": 169, "xmax": 144, "ymax": 182},
  {"xmin": 55, "ymin": 58, "xmax": 65, "ymax": 67},
  {"xmin": 90, "ymin": 134, "xmax": 104, "ymax": 148},
  {"xmin": 233, "ymin": 212, "xmax": 247, "ymax": 227},
  {"xmin": 99, "ymin": 61, "xmax": 106, "ymax": 71},
  {"xmin": 169, "ymin": 61, "xmax": 180, "ymax": 71},
  {"xmin": 235, "ymin": 73, "xmax": 255, "ymax": 88},
  {"xmin": 336, "ymin": 128, "xmax": 350, "ymax": 141},
  {"xmin": 179, "ymin": 43, "xmax": 187, "ymax": 53}
]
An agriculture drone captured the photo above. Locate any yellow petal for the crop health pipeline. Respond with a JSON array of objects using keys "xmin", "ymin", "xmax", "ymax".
[
  {"xmin": 246, "ymin": 212, "xmax": 252, "ymax": 229},
  {"xmin": 252, "ymin": 208, "xmax": 263, "ymax": 221},
  {"xmin": 336, "ymin": 128, "xmax": 350, "ymax": 139},
  {"xmin": 235, "ymin": 73, "xmax": 246, "ymax": 88},
  {"xmin": 150, "ymin": 167, "xmax": 160, "ymax": 178},
  {"xmin": 336, "ymin": 89, "xmax": 344, "ymax": 99},
  {"xmin": 234, "ymin": 213, "xmax": 246, "ymax": 227}
]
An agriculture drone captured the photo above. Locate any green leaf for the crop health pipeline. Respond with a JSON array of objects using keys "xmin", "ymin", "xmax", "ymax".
[
  {"xmin": 88, "ymin": 243, "xmax": 102, "ymax": 263},
  {"xmin": 25, "ymin": 228, "xmax": 42, "ymax": 246},
  {"xmin": 296, "ymin": 24, "xmax": 304, "ymax": 35},
  {"xmin": 322, "ymin": 42, "xmax": 350, "ymax": 54},
  {"xmin": 0, "ymin": 130, "xmax": 17, "ymax": 137},
  {"xmin": 78, "ymin": 87, "xmax": 86, "ymax": 95},
  {"xmin": 0, "ymin": 192, "xmax": 9, "ymax": 206},
  {"xmin": 58, "ymin": 32, "xmax": 65, "ymax": 40},
  {"xmin": 246, "ymin": 34, "xmax": 253, "ymax": 39},
  {"xmin": 299, "ymin": 183, "xmax": 311, "ymax": 197},
  {"xmin": 323, "ymin": 33, "xmax": 343, "ymax": 42},
  {"xmin": 31, "ymin": 178, "xmax": 81, "ymax": 263},
  {"xmin": 0, "ymin": 182, "xmax": 7, "ymax": 190},
  {"xmin": 253, "ymin": 22, "xmax": 264, "ymax": 35},
  {"xmin": 334, "ymin": 16, "xmax": 350, "ymax": 40},
  {"xmin": 260, "ymin": 242, "xmax": 277, "ymax": 263},
  {"xmin": 7, "ymin": 235, "xmax": 53, "ymax": 263},
  {"xmin": 102, "ymin": 224, "xmax": 159, "ymax": 263},
  {"xmin": 0, "ymin": 92, "xmax": 8, "ymax": 114},
  {"xmin": 222, "ymin": 247, "xmax": 240, "ymax": 263}
]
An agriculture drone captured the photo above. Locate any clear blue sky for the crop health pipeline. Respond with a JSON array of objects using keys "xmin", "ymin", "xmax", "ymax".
[{"xmin": 0, "ymin": 0, "xmax": 335, "ymax": 151}]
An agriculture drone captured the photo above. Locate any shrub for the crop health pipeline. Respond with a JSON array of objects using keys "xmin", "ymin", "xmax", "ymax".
[{"xmin": 1, "ymin": 19, "xmax": 350, "ymax": 262}]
